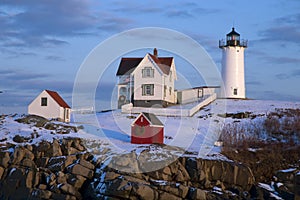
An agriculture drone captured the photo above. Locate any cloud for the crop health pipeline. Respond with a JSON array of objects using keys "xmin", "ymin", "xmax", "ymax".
[
  {"xmin": 166, "ymin": 10, "xmax": 194, "ymax": 18},
  {"xmin": 259, "ymin": 90, "xmax": 300, "ymax": 102},
  {"xmin": 1, "ymin": 0, "xmax": 97, "ymax": 34},
  {"xmin": 275, "ymin": 69, "xmax": 300, "ymax": 80},
  {"xmin": 259, "ymin": 13, "xmax": 300, "ymax": 44},
  {"xmin": 110, "ymin": 1, "xmax": 217, "ymax": 20},
  {"xmin": 165, "ymin": 2, "xmax": 218, "ymax": 18},
  {"xmin": 97, "ymin": 17, "xmax": 133, "ymax": 32},
  {"xmin": 247, "ymin": 48, "xmax": 300, "ymax": 65},
  {"xmin": 111, "ymin": 1, "xmax": 163, "ymax": 14},
  {"xmin": 275, "ymin": 73, "xmax": 289, "ymax": 80},
  {"xmin": 276, "ymin": 13, "xmax": 300, "ymax": 25},
  {"xmin": 0, "ymin": 0, "xmax": 136, "ymax": 53},
  {"xmin": 0, "ymin": 68, "xmax": 74, "ymax": 111},
  {"xmin": 0, "ymin": 1, "xmax": 99, "ymax": 49},
  {"xmin": 45, "ymin": 55, "xmax": 65, "ymax": 61},
  {"xmin": 246, "ymin": 80, "xmax": 262, "ymax": 85},
  {"xmin": 0, "ymin": 69, "xmax": 49, "ymax": 81},
  {"xmin": 0, "ymin": 68, "xmax": 73, "ymax": 92},
  {"xmin": 264, "ymin": 56, "xmax": 300, "ymax": 64}
]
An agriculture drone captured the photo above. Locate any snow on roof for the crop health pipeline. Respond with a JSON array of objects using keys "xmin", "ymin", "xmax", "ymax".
[
  {"xmin": 142, "ymin": 112, "xmax": 164, "ymax": 126},
  {"xmin": 131, "ymin": 112, "xmax": 164, "ymax": 127},
  {"xmin": 45, "ymin": 90, "xmax": 70, "ymax": 108}
]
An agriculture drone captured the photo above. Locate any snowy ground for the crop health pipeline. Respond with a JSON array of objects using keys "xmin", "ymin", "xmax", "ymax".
[{"xmin": 1, "ymin": 99, "xmax": 300, "ymax": 159}]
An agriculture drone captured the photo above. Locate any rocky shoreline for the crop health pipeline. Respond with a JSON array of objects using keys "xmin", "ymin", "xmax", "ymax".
[{"xmin": 0, "ymin": 137, "xmax": 298, "ymax": 199}]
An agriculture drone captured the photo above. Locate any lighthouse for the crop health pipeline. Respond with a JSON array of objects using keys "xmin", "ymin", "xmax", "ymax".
[{"xmin": 219, "ymin": 27, "xmax": 247, "ymax": 99}]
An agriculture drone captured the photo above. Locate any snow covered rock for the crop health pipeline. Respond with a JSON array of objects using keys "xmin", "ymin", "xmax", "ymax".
[{"xmin": 0, "ymin": 138, "xmax": 95, "ymax": 200}]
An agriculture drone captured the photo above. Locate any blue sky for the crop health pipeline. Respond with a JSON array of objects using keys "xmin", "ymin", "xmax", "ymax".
[{"xmin": 0, "ymin": 0, "xmax": 300, "ymax": 113}]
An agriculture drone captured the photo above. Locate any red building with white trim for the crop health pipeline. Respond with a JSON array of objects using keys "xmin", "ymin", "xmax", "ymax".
[{"xmin": 131, "ymin": 112, "xmax": 164, "ymax": 144}]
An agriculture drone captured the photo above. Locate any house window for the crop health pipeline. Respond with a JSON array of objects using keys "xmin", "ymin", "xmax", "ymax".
[
  {"xmin": 169, "ymin": 87, "xmax": 172, "ymax": 95},
  {"xmin": 66, "ymin": 109, "xmax": 69, "ymax": 119},
  {"xmin": 164, "ymin": 85, "xmax": 167, "ymax": 97},
  {"xmin": 233, "ymin": 88, "xmax": 238, "ymax": 95},
  {"xmin": 41, "ymin": 97, "xmax": 47, "ymax": 106},
  {"xmin": 142, "ymin": 67, "xmax": 154, "ymax": 78},
  {"xmin": 142, "ymin": 84, "xmax": 154, "ymax": 96},
  {"xmin": 169, "ymin": 71, "xmax": 172, "ymax": 82}
]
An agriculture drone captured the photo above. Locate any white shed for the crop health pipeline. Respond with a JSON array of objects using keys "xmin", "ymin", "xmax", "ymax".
[{"xmin": 28, "ymin": 90, "xmax": 71, "ymax": 122}]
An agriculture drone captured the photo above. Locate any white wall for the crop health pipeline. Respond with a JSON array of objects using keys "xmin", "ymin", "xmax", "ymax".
[
  {"xmin": 163, "ymin": 60, "xmax": 177, "ymax": 104},
  {"xmin": 177, "ymin": 89, "xmax": 199, "ymax": 104},
  {"xmin": 60, "ymin": 107, "xmax": 70, "ymax": 123},
  {"xmin": 203, "ymin": 87, "xmax": 217, "ymax": 96},
  {"xmin": 177, "ymin": 87, "xmax": 217, "ymax": 104},
  {"xmin": 221, "ymin": 46, "xmax": 246, "ymax": 98},
  {"xmin": 28, "ymin": 90, "xmax": 70, "ymax": 122},
  {"xmin": 133, "ymin": 55, "xmax": 164, "ymax": 101}
]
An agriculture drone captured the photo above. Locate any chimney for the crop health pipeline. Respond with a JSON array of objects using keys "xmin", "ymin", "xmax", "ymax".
[{"xmin": 153, "ymin": 48, "xmax": 158, "ymax": 57}]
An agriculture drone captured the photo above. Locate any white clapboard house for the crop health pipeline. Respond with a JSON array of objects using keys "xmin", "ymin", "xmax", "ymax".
[
  {"xmin": 28, "ymin": 90, "xmax": 71, "ymax": 122},
  {"xmin": 116, "ymin": 48, "xmax": 177, "ymax": 108}
]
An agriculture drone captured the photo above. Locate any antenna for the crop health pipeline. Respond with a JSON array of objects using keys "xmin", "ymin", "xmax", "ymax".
[{"xmin": 233, "ymin": 21, "xmax": 235, "ymax": 28}]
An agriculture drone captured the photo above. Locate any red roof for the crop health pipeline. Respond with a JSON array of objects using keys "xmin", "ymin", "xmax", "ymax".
[
  {"xmin": 116, "ymin": 58, "xmax": 143, "ymax": 76},
  {"xmin": 148, "ymin": 54, "xmax": 173, "ymax": 75},
  {"xmin": 45, "ymin": 90, "xmax": 70, "ymax": 108},
  {"xmin": 132, "ymin": 112, "xmax": 164, "ymax": 127},
  {"xmin": 116, "ymin": 53, "xmax": 173, "ymax": 76}
]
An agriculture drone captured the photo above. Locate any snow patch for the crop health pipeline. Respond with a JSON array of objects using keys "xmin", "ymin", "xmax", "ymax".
[
  {"xmin": 269, "ymin": 192, "xmax": 284, "ymax": 200},
  {"xmin": 258, "ymin": 183, "xmax": 274, "ymax": 192},
  {"xmin": 279, "ymin": 168, "xmax": 297, "ymax": 173}
]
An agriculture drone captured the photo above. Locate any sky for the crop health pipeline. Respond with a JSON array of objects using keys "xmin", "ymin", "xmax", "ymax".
[{"xmin": 0, "ymin": 0, "xmax": 300, "ymax": 113}]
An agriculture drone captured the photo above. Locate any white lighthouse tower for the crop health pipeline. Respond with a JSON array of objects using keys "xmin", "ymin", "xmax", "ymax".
[{"xmin": 219, "ymin": 27, "xmax": 247, "ymax": 99}]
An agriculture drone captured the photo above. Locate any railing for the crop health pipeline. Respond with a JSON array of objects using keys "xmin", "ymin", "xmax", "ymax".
[
  {"xmin": 219, "ymin": 39, "xmax": 226, "ymax": 48},
  {"xmin": 219, "ymin": 39, "xmax": 248, "ymax": 48},
  {"xmin": 121, "ymin": 93, "xmax": 217, "ymax": 117},
  {"xmin": 240, "ymin": 39, "xmax": 248, "ymax": 47}
]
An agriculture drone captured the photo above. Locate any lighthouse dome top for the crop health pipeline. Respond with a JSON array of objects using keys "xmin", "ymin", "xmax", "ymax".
[{"xmin": 227, "ymin": 27, "xmax": 240, "ymax": 37}]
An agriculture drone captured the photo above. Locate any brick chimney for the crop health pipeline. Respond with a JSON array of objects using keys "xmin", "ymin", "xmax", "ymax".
[{"xmin": 153, "ymin": 48, "xmax": 158, "ymax": 57}]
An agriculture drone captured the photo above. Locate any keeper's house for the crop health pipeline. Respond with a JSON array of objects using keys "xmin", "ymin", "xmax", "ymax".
[{"xmin": 116, "ymin": 48, "xmax": 177, "ymax": 108}]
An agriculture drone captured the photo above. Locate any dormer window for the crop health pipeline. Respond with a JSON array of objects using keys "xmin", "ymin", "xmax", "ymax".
[{"xmin": 142, "ymin": 67, "xmax": 154, "ymax": 78}]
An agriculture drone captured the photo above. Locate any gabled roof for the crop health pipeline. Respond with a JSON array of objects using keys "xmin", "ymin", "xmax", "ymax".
[
  {"xmin": 148, "ymin": 54, "xmax": 173, "ymax": 75},
  {"xmin": 116, "ymin": 58, "xmax": 143, "ymax": 76},
  {"xmin": 132, "ymin": 112, "xmax": 163, "ymax": 127},
  {"xmin": 45, "ymin": 90, "xmax": 70, "ymax": 108},
  {"xmin": 142, "ymin": 112, "xmax": 163, "ymax": 126},
  {"xmin": 116, "ymin": 52, "xmax": 173, "ymax": 76}
]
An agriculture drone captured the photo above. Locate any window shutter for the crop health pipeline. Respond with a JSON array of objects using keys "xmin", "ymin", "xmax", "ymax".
[{"xmin": 151, "ymin": 84, "xmax": 154, "ymax": 95}]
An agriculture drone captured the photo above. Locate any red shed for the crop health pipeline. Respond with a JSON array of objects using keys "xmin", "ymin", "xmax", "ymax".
[{"xmin": 131, "ymin": 112, "xmax": 164, "ymax": 144}]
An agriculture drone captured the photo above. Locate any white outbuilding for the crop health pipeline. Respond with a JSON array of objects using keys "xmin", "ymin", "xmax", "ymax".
[{"xmin": 28, "ymin": 90, "xmax": 71, "ymax": 122}]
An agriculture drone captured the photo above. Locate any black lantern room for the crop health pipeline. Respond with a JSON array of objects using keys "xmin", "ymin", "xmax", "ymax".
[
  {"xmin": 219, "ymin": 27, "xmax": 247, "ymax": 48},
  {"xmin": 226, "ymin": 27, "xmax": 240, "ymax": 46}
]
